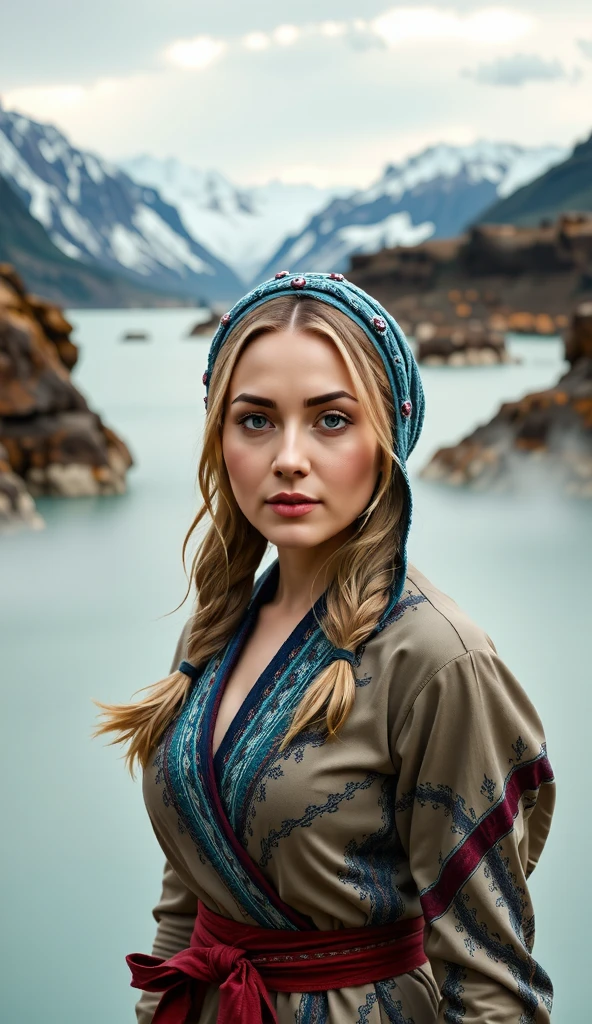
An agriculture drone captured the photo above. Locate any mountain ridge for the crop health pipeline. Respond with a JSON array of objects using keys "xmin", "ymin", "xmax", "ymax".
[
  {"xmin": 255, "ymin": 141, "xmax": 567, "ymax": 282},
  {"xmin": 476, "ymin": 131, "xmax": 592, "ymax": 226},
  {"xmin": 2, "ymin": 103, "xmax": 580, "ymax": 301},
  {"xmin": 0, "ymin": 104, "xmax": 243, "ymax": 303},
  {"xmin": 119, "ymin": 154, "xmax": 347, "ymax": 284},
  {"xmin": 0, "ymin": 174, "xmax": 189, "ymax": 308}
]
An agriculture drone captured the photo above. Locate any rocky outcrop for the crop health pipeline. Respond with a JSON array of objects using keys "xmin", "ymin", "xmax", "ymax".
[
  {"xmin": 414, "ymin": 320, "xmax": 514, "ymax": 366},
  {"xmin": 349, "ymin": 213, "xmax": 592, "ymax": 342},
  {"xmin": 188, "ymin": 310, "xmax": 221, "ymax": 336},
  {"xmin": 0, "ymin": 264, "xmax": 133, "ymax": 530},
  {"xmin": 0, "ymin": 441, "xmax": 44, "ymax": 530},
  {"xmin": 420, "ymin": 303, "xmax": 592, "ymax": 496}
]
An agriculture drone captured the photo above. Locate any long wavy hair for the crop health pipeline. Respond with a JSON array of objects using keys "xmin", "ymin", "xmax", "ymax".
[{"xmin": 93, "ymin": 296, "xmax": 407, "ymax": 774}]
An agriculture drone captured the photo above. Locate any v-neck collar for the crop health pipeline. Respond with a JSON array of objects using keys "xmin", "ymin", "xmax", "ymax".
[
  {"xmin": 211, "ymin": 560, "xmax": 326, "ymax": 779},
  {"xmin": 184, "ymin": 559, "xmax": 328, "ymax": 931}
]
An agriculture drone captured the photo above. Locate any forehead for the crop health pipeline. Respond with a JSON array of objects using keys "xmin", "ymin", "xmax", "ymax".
[{"xmin": 229, "ymin": 328, "xmax": 353, "ymax": 391}]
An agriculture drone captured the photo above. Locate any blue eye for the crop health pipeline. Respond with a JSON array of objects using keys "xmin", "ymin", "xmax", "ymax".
[
  {"xmin": 241, "ymin": 414, "xmax": 269, "ymax": 430},
  {"xmin": 321, "ymin": 413, "xmax": 348, "ymax": 430}
]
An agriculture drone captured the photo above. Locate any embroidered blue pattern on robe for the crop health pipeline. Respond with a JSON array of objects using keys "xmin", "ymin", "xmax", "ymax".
[
  {"xmin": 375, "ymin": 979, "xmax": 416, "ymax": 1024},
  {"xmin": 295, "ymin": 992, "xmax": 330, "ymax": 1023},
  {"xmin": 338, "ymin": 776, "xmax": 406, "ymax": 924},
  {"xmin": 216, "ymin": 627, "xmax": 334, "ymax": 843},
  {"xmin": 395, "ymin": 744, "xmax": 554, "ymax": 1017}
]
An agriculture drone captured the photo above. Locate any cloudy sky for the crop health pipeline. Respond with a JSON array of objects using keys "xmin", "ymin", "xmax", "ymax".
[{"xmin": 2, "ymin": 1, "xmax": 592, "ymax": 187}]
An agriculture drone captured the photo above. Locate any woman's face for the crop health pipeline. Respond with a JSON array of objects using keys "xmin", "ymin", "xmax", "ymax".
[{"xmin": 221, "ymin": 328, "xmax": 382, "ymax": 553}]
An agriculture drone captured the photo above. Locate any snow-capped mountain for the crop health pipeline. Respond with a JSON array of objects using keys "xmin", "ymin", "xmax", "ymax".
[
  {"xmin": 0, "ymin": 104, "xmax": 243, "ymax": 302},
  {"xmin": 257, "ymin": 141, "xmax": 568, "ymax": 281},
  {"xmin": 1, "ymin": 109, "xmax": 570, "ymax": 300},
  {"xmin": 119, "ymin": 155, "xmax": 347, "ymax": 284}
]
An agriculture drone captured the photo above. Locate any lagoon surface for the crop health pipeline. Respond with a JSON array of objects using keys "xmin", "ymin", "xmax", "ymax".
[{"xmin": 1, "ymin": 309, "xmax": 589, "ymax": 1023}]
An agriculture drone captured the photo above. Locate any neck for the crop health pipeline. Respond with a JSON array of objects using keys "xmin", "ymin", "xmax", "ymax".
[{"xmin": 272, "ymin": 528, "xmax": 352, "ymax": 615}]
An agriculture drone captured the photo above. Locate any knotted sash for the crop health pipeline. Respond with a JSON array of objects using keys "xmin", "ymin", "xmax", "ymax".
[{"xmin": 127, "ymin": 901, "xmax": 427, "ymax": 1023}]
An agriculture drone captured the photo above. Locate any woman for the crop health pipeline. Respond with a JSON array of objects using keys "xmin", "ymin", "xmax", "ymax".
[{"xmin": 95, "ymin": 272, "xmax": 555, "ymax": 1024}]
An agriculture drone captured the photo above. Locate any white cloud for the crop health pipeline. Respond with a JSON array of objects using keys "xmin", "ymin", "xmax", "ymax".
[
  {"xmin": 273, "ymin": 25, "xmax": 300, "ymax": 47},
  {"xmin": 464, "ymin": 53, "xmax": 568, "ymax": 86},
  {"xmin": 320, "ymin": 21, "xmax": 347, "ymax": 38},
  {"xmin": 370, "ymin": 7, "xmax": 534, "ymax": 48},
  {"xmin": 157, "ymin": 9, "xmax": 537, "ymax": 77},
  {"xmin": 242, "ymin": 32, "xmax": 272, "ymax": 52},
  {"xmin": 577, "ymin": 38, "xmax": 592, "ymax": 60},
  {"xmin": 163, "ymin": 35, "xmax": 227, "ymax": 70}
]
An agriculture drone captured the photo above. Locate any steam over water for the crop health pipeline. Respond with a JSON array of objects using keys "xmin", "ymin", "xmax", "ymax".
[{"xmin": 0, "ymin": 309, "xmax": 588, "ymax": 1022}]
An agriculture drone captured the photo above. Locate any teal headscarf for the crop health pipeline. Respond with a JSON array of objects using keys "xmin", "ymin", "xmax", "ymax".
[{"xmin": 203, "ymin": 271, "xmax": 426, "ymax": 655}]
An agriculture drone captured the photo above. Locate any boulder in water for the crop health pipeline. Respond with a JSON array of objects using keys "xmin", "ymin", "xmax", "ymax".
[
  {"xmin": 121, "ymin": 330, "xmax": 150, "ymax": 341},
  {"xmin": 188, "ymin": 310, "xmax": 219, "ymax": 336},
  {"xmin": 0, "ymin": 264, "xmax": 133, "ymax": 530},
  {"xmin": 0, "ymin": 441, "xmax": 44, "ymax": 531},
  {"xmin": 415, "ymin": 320, "xmax": 515, "ymax": 366},
  {"xmin": 420, "ymin": 303, "xmax": 592, "ymax": 496}
]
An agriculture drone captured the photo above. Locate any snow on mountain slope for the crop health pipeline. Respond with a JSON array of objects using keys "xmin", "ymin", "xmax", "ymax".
[
  {"xmin": 479, "ymin": 131, "xmax": 592, "ymax": 227},
  {"xmin": 119, "ymin": 155, "xmax": 347, "ymax": 283},
  {"xmin": 280, "ymin": 213, "xmax": 435, "ymax": 273},
  {"xmin": 0, "ymin": 105, "xmax": 243, "ymax": 302},
  {"xmin": 257, "ymin": 141, "xmax": 567, "ymax": 281}
]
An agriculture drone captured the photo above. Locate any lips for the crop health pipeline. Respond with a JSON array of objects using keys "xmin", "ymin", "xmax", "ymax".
[
  {"xmin": 265, "ymin": 492, "xmax": 321, "ymax": 518},
  {"xmin": 266, "ymin": 492, "xmax": 320, "ymax": 505}
]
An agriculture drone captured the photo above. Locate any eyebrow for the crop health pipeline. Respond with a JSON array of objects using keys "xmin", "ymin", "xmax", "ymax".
[{"xmin": 231, "ymin": 390, "xmax": 358, "ymax": 408}]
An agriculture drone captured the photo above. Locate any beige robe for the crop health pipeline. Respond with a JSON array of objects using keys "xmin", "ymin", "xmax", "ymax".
[{"xmin": 134, "ymin": 563, "xmax": 555, "ymax": 1023}]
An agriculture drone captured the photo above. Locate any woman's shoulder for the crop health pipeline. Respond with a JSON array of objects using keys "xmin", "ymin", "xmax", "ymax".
[
  {"xmin": 405, "ymin": 562, "xmax": 496, "ymax": 654},
  {"xmin": 362, "ymin": 562, "xmax": 498, "ymax": 694}
]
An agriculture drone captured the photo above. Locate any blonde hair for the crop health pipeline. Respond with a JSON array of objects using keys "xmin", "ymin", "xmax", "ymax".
[{"xmin": 93, "ymin": 296, "xmax": 406, "ymax": 774}]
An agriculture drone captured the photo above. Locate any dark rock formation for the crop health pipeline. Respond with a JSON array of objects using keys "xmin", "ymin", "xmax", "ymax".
[
  {"xmin": 0, "ymin": 264, "xmax": 133, "ymax": 529},
  {"xmin": 0, "ymin": 441, "xmax": 43, "ymax": 530},
  {"xmin": 415, "ymin": 320, "xmax": 513, "ymax": 366},
  {"xmin": 349, "ymin": 213, "xmax": 592, "ymax": 340},
  {"xmin": 420, "ymin": 303, "xmax": 592, "ymax": 496},
  {"xmin": 188, "ymin": 311, "xmax": 220, "ymax": 336}
]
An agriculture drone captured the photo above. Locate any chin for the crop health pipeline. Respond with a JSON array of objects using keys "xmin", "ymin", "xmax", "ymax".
[{"xmin": 271, "ymin": 527, "xmax": 344, "ymax": 552}]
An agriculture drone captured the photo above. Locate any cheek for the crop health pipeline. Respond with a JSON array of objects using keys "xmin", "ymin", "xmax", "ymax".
[
  {"xmin": 222, "ymin": 433, "xmax": 264, "ymax": 495},
  {"xmin": 321, "ymin": 437, "xmax": 380, "ymax": 493}
]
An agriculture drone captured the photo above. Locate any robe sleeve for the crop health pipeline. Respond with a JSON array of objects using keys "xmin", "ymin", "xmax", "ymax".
[
  {"xmin": 136, "ymin": 615, "xmax": 197, "ymax": 1024},
  {"xmin": 135, "ymin": 858, "xmax": 199, "ymax": 1024},
  {"xmin": 393, "ymin": 647, "xmax": 556, "ymax": 1024}
]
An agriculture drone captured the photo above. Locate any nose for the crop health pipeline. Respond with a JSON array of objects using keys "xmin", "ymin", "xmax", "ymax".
[{"xmin": 272, "ymin": 424, "xmax": 311, "ymax": 478}]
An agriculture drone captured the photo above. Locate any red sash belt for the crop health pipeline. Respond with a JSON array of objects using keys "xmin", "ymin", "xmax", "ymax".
[{"xmin": 127, "ymin": 901, "xmax": 427, "ymax": 1023}]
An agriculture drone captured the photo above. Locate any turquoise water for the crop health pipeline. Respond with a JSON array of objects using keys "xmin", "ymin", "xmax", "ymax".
[{"xmin": 0, "ymin": 309, "xmax": 589, "ymax": 1022}]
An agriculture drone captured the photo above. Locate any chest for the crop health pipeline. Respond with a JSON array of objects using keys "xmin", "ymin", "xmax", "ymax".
[
  {"xmin": 157, "ymin": 647, "xmax": 395, "ymax": 862},
  {"xmin": 212, "ymin": 605, "xmax": 311, "ymax": 758}
]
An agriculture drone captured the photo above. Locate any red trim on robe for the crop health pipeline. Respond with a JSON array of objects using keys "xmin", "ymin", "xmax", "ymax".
[{"xmin": 420, "ymin": 753, "xmax": 554, "ymax": 923}]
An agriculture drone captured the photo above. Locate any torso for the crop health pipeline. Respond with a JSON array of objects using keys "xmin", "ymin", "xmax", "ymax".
[{"xmin": 141, "ymin": 562, "xmax": 554, "ymax": 1023}]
